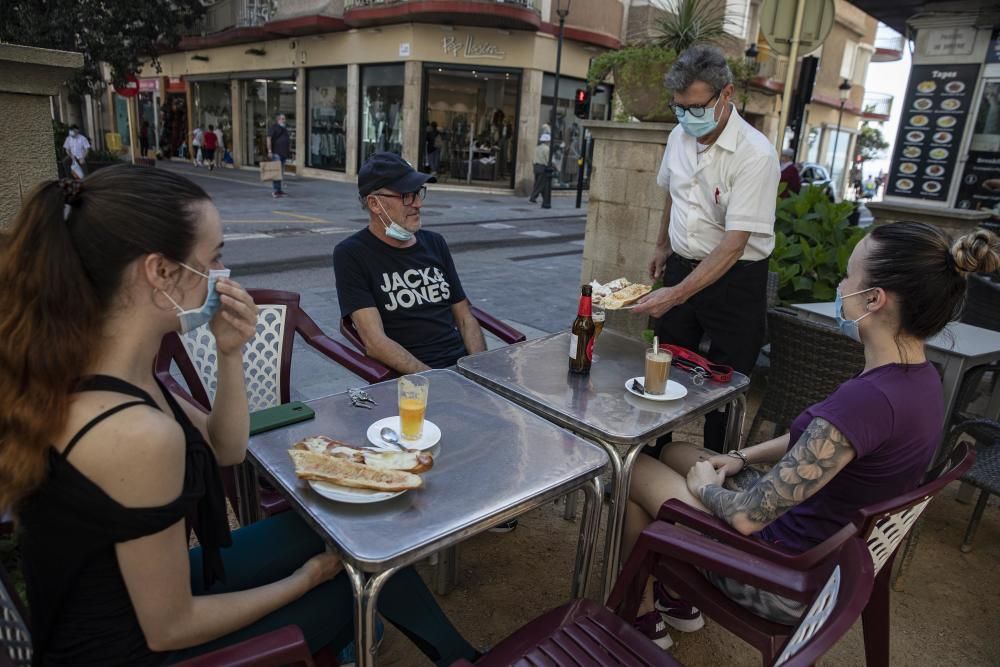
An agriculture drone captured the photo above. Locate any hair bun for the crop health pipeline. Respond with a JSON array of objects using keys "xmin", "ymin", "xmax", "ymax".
[{"xmin": 951, "ymin": 229, "xmax": 1000, "ymax": 275}]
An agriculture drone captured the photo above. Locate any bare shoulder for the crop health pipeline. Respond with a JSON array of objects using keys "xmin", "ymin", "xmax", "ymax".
[{"xmin": 62, "ymin": 397, "xmax": 187, "ymax": 508}]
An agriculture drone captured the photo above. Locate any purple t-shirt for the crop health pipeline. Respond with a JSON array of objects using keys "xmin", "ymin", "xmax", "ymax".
[{"xmin": 755, "ymin": 362, "xmax": 942, "ymax": 553}]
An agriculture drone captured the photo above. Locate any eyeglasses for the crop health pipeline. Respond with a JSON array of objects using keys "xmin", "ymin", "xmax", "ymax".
[
  {"xmin": 670, "ymin": 93, "xmax": 721, "ymax": 119},
  {"xmin": 375, "ymin": 187, "xmax": 427, "ymax": 206}
]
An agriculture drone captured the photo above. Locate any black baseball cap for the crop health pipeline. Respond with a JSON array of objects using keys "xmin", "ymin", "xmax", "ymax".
[{"xmin": 358, "ymin": 152, "xmax": 436, "ymax": 198}]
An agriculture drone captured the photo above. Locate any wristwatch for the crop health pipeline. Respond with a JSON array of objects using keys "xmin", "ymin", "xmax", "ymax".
[{"xmin": 726, "ymin": 449, "xmax": 749, "ymax": 469}]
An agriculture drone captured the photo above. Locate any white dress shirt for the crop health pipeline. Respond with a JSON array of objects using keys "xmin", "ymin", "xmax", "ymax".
[
  {"xmin": 656, "ymin": 107, "xmax": 779, "ymax": 262},
  {"xmin": 63, "ymin": 134, "xmax": 91, "ymax": 161}
]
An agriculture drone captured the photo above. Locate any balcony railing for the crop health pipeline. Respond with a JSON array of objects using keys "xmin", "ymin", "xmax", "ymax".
[
  {"xmin": 862, "ymin": 91, "xmax": 893, "ymax": 120},
  {"xmin": 192, "ymin": 0, "xmax": 276, "ymax": 34},
  {"xmin": 873, "ymin": 24, "xmax": 905, "ymax": 61},
  {"xmin": 345, "ymin": 0, "xmax": 540, "ymax": 8}
]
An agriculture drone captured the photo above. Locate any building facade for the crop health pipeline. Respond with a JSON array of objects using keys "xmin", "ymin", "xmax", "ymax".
[{"xmin": 132, "ymin": 0, "xmax": 624, "ymax": 193}]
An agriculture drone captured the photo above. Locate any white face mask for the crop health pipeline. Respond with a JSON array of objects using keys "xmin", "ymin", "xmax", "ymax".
[
  {"xmin": 69, "ymin": 130, "xmax": 78, "ymax": 137},
  {"xmin": 161, "ymin": 264, "xmax": 231, "ymax": 333},
  {"xmin": 373, "ymin": 196, "xmax": 414, "ymax": 242}
]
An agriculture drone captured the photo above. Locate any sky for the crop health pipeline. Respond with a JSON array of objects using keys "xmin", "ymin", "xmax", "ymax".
[{"xmin": 862, "ymin": 43, "xmax": 913, "ymax": 178}]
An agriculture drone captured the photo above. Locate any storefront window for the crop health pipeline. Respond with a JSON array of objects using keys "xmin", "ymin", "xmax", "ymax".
[
  {"xmin": 243, "ymin": 77, "xmax": 297, "ymax": 166},
  {"xmin": 805, "ymin": 127, "xmax": 820, "ymax": 164},
  {"xmin": 307, "ymin": 67, "xmax": 348, "ymax": 171},
  {"xmin": 191, "ymin": 81, "xmax": 233, "ymax": 160},
  {"xmin": 423, "ymin": 66, "xmax": 520, "ymax": 187},
  {"xmin": 539, "ymin": 74, "xmax": 612, "ymax": 189},
  {"xmin": 360, "ymin": 64, "xmax": 404, "ymax": 164}
]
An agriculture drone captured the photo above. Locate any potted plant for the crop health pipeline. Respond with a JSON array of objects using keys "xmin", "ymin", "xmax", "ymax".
[
  {"xmin": 85, "ymin": 148, "xmax": 122, "ymax": 172},
  {"xmin": 588, "ymin": 0, "xmax": 734, "ymax": 122},
  {"xmin": 769, "ymin": 185, "xmax": 868, "ymax": 304}
]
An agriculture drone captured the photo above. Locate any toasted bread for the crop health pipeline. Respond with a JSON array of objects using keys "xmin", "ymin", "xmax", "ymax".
[
  {"xmin": 289, "ymin": 450, "xmax": 423, "ymax": 492},
  {"xmin": 603, "ymin": 283, "xmax": 651, "ymax": 309},
  {"xmin": 292, "ymin": 435, "xmax": 433, "ymax": 473}
]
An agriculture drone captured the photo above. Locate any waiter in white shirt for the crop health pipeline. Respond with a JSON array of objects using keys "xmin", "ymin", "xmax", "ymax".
[{"xmin": 633, "ymin": 45, "xmax": 779, "ymax": 452}]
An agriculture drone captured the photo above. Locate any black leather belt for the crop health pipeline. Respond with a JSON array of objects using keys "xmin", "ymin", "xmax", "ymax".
[{"xmin": 671, "ymin": 254, "xmax": 762, "ymax": 270}]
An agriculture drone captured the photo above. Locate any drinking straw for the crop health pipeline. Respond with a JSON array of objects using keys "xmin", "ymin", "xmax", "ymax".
[{"xmin": 653, "ymin": 335, "xmax": 658, "ymax": 354}]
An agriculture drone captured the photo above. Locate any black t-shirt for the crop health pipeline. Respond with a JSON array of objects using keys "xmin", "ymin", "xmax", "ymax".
[
  {"xmin": 267, "ymin": 123, "xmax": 290, "ymax": 158},
  {"xmin": 334, "ymin": 228, "xmax": 468, "ymax": 368}
]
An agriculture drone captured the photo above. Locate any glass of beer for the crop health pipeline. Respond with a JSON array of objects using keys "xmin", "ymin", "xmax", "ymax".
[
  {"xmin": 398, "ymin": 374, "xmax": 429, "ymax": 441},
  {"xmin": 644, "ymin": 348, "xmax": 672, "ymax": 395}
]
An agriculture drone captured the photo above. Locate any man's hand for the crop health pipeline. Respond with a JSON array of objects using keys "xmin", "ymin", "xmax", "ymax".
[
  {"xmin": 649, "ymin": 244, "xmax": 671, "ymax": 281},
  {"xmin": 686, "ymin": 460, "xmax": 726, "ymax": 498},
  {"xmin": 631, "ymin": 285, "xmax": 687, "ymax": 318},
  {"xmin": 707, "ymin": 453, "xmax": 744, "ymax": 477}
]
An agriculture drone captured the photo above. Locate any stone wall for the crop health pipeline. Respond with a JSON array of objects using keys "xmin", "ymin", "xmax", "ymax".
[
  {"xmin": 0, "ymin": 44, "xmax": 83, "ymax": 226},
  {"xmin": 580, "ymin": 120, "xmax": 673, "ymax": 338}
]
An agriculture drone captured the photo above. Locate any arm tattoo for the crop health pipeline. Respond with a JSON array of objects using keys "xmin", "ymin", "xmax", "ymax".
[{"xmin": 699, "ymin": 417, "xmax": 856, "ymax": 533}]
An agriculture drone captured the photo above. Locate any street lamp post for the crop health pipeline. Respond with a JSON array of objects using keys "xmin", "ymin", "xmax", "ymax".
[
  {"xmin": 830, "ymin": 78, "xmax": 852, "ymax": 195},
  {"xmin": 541, "ymin": 0, "xmax": 571, "ymax": 210},
  {"xmin": 741, "ymin": 43, "xmax": 758, "ymax": 115}
]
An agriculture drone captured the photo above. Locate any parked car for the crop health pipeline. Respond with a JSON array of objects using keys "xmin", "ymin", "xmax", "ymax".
[{"xmin": 798, "ymin": 162, "xmax": 835, "ymax": 201}]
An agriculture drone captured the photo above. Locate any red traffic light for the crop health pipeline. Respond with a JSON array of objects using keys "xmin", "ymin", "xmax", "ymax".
[{"xmin": 574, "ymin": 88, "xmax": 590, "ymax": 118}]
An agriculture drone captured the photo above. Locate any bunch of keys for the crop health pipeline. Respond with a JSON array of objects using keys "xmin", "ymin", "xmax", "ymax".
[
  {"xmin": 348, "ymin": 388, "xmax": 377, "ymax": 409},
  {"xmin": 689, "ymin": 366, "xmax": 708, "ymax": 386}
]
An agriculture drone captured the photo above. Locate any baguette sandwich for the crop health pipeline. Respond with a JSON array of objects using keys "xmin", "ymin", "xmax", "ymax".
[{"xmin": 289, "ymin": 449, "xmax": 423, "ymax": 492}]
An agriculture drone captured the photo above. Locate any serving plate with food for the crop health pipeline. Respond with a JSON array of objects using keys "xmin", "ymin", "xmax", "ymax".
[
  {"xmin": 590, "ymin": 278, "xmax": 653, "ymax": 310},
  {"xmin": 288, "ymin": 435, "xmax": 434, "ymax": 503}
]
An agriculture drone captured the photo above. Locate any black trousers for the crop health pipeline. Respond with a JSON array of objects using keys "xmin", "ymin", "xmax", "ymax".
[
  {"xmin": 651, "ymin": 253, "xmax": 768, "ymax": 453},
  {"xmin": 529, "ymin": 164, "xmax": 547, "ymax": 201}
]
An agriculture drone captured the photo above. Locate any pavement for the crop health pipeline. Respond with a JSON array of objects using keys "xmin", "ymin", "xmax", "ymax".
[{"xmin": 155, "ymin": 160, "xmax": 595, "ymax": 401}]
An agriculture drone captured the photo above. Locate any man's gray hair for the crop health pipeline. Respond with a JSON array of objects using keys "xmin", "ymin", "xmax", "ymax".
[{"xmin": 664, "ymin": 45, "xmax": 733, "ymax": 93}]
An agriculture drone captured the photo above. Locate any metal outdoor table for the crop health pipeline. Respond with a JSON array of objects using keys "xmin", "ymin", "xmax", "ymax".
[
  {"xmin": 457, "ymin": 330, "xmax": 751, "ymax": 599},
  {"xmin": 241, "ymin": 369, "xmax": 608, "ymax": 667},
  {"xmin": 791, "ymin": 302, "xmax": 1000, "ymax": 456}
]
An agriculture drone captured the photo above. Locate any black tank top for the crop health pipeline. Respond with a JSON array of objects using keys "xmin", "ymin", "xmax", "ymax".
[{"xmin": 19, "ymin": 375, "xmax": 232, "ymax": 666}]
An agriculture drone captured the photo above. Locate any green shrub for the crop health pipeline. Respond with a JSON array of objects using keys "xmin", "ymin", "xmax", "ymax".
[
  {"xmin": 86, "ymin": 148, "xmax": 122, "ymax": 163},
  {"xmin": 769, "ymin": 185, "xmax": 868, "ymax": 304}
]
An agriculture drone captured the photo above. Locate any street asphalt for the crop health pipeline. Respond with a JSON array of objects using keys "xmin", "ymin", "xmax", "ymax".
[{"xmin": 153, "ymin": 160, "xmax": 630, "ymax": 401}]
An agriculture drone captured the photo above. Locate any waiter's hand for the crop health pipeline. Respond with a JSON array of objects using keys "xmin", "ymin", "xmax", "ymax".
[
  {"xmin": 631, "ymin": 285, "xmax": 687, "ymax": 318},
  {"xmin": 649, "ymin": 244, "xmax": 671, "ymax": 280}
]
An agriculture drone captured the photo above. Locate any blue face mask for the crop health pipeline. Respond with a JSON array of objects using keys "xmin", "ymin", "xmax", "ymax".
[
  {"xmin": 374, "ymin": 196, "xmax": 414, "ymax": 242},
  {"xmin": 835, "ymin": 286, "xmax": 876, "ymax": 341},
  {"xmin": 163, "ymin": 264, "xmax": 231, "ymax": 334},
  {"xmin": 678, "ymin": 100, "xmax": 721, "ymax": 138}
]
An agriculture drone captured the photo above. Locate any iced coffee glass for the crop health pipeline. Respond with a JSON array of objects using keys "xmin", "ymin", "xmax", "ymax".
[{"xmin": 644, "ymin": 348, "xmax": 672, "ymax": 395}]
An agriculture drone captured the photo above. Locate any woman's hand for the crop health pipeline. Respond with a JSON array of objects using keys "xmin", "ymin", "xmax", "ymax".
[
  {"xmin": 211, "ymin": 279, "xmax": 258, "ymax": 355},
  {"xmin": 297, "ymin": 552, "xmax": 344, "ymax": 589},
  {"xmin": 686, "ymin": 460, "xmax": 726, "ymax": 498},
  {"xmin": 707, "ymin": 453, "xmax": 744, "ymax": 477}
]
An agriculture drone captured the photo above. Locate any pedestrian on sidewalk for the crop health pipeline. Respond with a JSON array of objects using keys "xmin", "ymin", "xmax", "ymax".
[
  {"xmin": 63, "ymin": 125, "xmax": 91, "ymax": 179},
  {"xmin": 424, "ymin": 121, "xmax": 440, "ymax": 174},
  {"xmin": 528, "ymin": 133, "xmax": 551, "ymax": 204},
  {"xmin": 139, "ymin": 121, "xmax": 150, "ymax": 158},
  {"xmin": 266, "ymin": 113, "xmax": 290, "ymax": 198},
  {"xmin": 778, "ymin": 148, "xmax": 801, "ymax": 197},
  {"xmin": 202, "ymin": 125, "xmax": 218, "ymax": 172},
  {"xmin": 213, "ymin": 126, "xmax": 225, "ymax": 169},
  {"xmin": 633, "ymin": 44, "xmax": 779, "ymax": 454},
  {"xmin": 191, "ymin": 126, "xmax": 204, "ymax": 167}
]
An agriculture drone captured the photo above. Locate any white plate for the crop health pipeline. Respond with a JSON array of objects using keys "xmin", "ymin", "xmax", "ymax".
[
  {"xmin": 307, "ymin": 479, "xmax": 406, "ymax": 504},
  {"xmin": 626, "ymin": 377, "xmax": 688, "ymax": 401},
  {"xmin": 366, "ymin": 416, "xmax": 441, "ymax": 451}
]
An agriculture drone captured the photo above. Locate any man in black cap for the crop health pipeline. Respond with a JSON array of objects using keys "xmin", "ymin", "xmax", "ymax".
[{"xmin": 334, "ymin": 152, "xmax": 487, "ymax": 375}]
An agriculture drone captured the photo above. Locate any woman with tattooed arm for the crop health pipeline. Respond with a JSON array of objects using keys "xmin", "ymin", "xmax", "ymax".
[{"xmin": 623, "ymin": 222, "xmax": 1000, "ymax": 648}]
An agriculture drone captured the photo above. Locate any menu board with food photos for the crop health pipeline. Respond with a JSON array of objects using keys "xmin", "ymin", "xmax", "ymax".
[{"xmin": 886, "ymin": 64, "xmax": 982, "ymax": 201}]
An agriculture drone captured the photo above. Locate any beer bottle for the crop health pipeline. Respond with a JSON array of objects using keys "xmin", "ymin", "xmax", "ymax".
[{"xmin": 569, "ymin": 285, "xmax": 595, "ymax": 374}]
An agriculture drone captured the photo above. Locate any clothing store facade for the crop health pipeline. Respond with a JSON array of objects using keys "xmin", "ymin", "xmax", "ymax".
[{"xmin": 145, "ymin": 24, "xmax": 612, "ymax": 193}]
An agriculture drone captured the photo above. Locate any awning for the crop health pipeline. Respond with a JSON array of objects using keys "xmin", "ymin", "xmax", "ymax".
[{"xmin": 846, "ymin": 0, "xmax": 999, "ymax": 35}]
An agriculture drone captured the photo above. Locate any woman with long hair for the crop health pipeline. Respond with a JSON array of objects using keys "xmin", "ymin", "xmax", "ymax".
[
  {"xmin": 622, "ymin": 221, "xmax": 1000, "ymax": 648},
  {"xmin": 0, "ymin": 165, "xmax": 478, "ymax": 665}
]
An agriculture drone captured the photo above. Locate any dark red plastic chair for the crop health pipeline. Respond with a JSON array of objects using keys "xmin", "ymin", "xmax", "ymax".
[
  {"xmin": 606, "ymin": 440, "xmax": 974, "ymax": 667},
  {"xmin": 451, "ymin": 539, "xmax": 874, "ymax": 667},
  {"xmin": 340, "ymin": 306, "xmax": 526, "ymax": 376},
  {"xmin": 155, "ymin": 289, "xmax": 393, "ymax": 519}
]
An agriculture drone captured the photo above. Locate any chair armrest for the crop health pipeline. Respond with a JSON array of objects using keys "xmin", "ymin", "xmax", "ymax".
[
  {"xmin": 303, "ymin": 333, "xmax": 394, "ymax": 384},
  {"xmin": 656, "ymin": 499, "xmax": 858, "ymax": 570},
  {"xmin": 159, "ymin": 374, "xmax": 211, "ymax": 414},
  {"xmin": 172, "ymin": 625, "xmax": 314, "ymax": 667},
  {"xmin": 470, "ymin": 306, "xmax": 526, "ymax": 344}
]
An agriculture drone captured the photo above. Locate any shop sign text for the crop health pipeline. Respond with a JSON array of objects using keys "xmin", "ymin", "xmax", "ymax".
[{"xmin": 442, "ymin": 35, "xmax": 505, "ymax": 60}]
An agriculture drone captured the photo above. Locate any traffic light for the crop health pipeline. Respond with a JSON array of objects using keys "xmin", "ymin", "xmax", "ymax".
[{"xmin": 574, "ymin": 88, "xmax": 591, "ymax": 119}]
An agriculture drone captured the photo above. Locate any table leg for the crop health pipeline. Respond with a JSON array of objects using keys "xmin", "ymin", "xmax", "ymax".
[
  {"xmin": 603, "ymin": 442, "xmax": 647, "ymax": 601},
  {"xmin": 723, "ymin": 393, "xmax": 748, "ymax": 452},
  {"xmin": 234, "ymin": 460, "xmax": 263, "ymax": 525},
  {"xmin": 571, "ymin": 476, "xmax": 603, "ymax": 599},
  {"xmin": 563, "ymin": 489, "xmax": 578, "ymax": 521},
  {"xmin": 345, "ymin": 562, "xmax": 398, "ymax": 667},
  {"xmin": 433, "ymin": 545, "xmax": 458, "ymax": 596}
]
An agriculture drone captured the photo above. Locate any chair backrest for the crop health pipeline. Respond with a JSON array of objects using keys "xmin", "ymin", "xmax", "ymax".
[
  {"xmin": 774, "ymin": 539, "xmax": 874, "ymax": 667},
  {"xmin": 766, "ymin": 271, "xmax": 780, "ymax": 309},
  {"xmin": 961, "ymin": 273, "xmax": 1000, "ymax": 332},
  {"xmin": 0, "ymin": 564, "xmax": 31, "ymax": 667},
  {"xmin": 856, "ymin": 440, "xmax": 975, "ymax": 575},
  {"xmin": 751, "ymin": 308, "xmax": 865, "ymax": 440}
]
